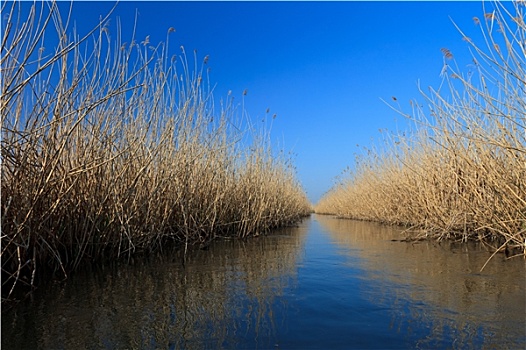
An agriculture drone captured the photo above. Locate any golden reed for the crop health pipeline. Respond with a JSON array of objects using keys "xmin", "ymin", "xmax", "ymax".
[
  {"xmin": 316, "ymin": 2, "xmax": 525, "ymax": 263},
  {"xmin": 1, "ymin": 1, "xmax": 311, "ymax": 301}
]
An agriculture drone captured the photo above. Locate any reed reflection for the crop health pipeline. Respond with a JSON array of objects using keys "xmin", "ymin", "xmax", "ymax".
[
  {"xmin": 2, "ymin": 223, "xmax": 308, "ymax": 350},
  {"xmin": 315, "ymin": 214, "xmax": 526, "ymax": 349}
]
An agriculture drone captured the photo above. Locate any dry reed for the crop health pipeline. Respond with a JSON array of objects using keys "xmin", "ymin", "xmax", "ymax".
[
  {"xmin": 315, "ymin": 1, "xmax": 525, "ymax": 261},
  {"xmin": 1, "ymin": 1, "xmax": 311, "ymax": 301}
]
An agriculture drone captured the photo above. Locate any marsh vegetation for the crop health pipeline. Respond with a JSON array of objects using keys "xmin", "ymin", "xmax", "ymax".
[
  {"xmin": 1, "ymin": 1, "xmax": 311, "ymax": 301},
  {"xmin": 316, "ymin": 2, "xmax": 526, "ymax": 259}
]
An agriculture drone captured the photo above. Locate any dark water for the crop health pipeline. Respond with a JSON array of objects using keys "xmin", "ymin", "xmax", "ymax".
[{"xmin": 3, "ymin": 215, "xmax": 525, "ymax": 349}]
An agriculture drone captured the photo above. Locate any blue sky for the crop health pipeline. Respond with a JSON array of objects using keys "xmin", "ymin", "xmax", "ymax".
[{"xmin": 48, "ymin": 1, "xmax": 490, "ymax": 203}]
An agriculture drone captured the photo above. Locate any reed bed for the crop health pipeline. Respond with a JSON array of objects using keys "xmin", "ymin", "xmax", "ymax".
[
  {"xmin": 1, "ymin": 1, "xmax": 311, "ymax": 301},
  {"xmin": 315, "ymin": 2, "xmax": 526, "ymax": 259}
]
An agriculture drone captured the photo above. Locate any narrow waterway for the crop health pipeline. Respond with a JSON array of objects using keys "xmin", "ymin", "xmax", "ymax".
[{"xmin": 3, "ymin": 215, "xmax": 525, "ymax": 349}]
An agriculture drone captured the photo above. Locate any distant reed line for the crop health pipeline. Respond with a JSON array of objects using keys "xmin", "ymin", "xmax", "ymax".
[
  {"xmin": 315, "ymin": 2, "xmax": 525, "ymax": 261},
  {"xmin": 1, "ymin": 1, "xmax": 311, "ymax": 301}
]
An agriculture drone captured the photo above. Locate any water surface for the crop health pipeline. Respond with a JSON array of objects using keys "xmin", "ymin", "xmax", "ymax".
[{"xmin": 3, "ymin": 215, "xmax": 525, "ymax": 349}]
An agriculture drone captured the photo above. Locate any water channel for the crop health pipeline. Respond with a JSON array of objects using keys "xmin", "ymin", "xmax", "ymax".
[{"xmin": 3, "ymin": 214, "xmax": 525, "ymax": 349}]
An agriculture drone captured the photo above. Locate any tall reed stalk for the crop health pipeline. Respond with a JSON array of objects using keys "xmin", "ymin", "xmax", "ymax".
[
  {"xmin": 1, "ymin": 1, "xmax": 311, "ymax": 301},
  {"xmin": 315, "ymin": 2, "xmax": 525, "ymax": 261}
]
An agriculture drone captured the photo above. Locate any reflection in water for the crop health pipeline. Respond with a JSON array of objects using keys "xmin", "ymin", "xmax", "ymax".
[
  {"xmin": 2, "ymin": 223, "xmax": 308, "ymax": 350},
  {"xmin": 3, "ymin": 216, "xmax": 525, "ymax": 349},
  {"xmin": 315, "ymin": 215, "xmax": 526, "ymax": 349}
]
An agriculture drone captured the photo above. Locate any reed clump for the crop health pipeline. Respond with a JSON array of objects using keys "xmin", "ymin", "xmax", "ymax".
[
  {"xmin": 315, "ymin": 2, "xmax": 525, "ymax": 259},
  {"xmin": 1, "ymin": 1, "xmax": 311, "ymax": 301}
]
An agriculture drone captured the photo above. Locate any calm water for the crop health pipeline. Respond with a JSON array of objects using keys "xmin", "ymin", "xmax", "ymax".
[{"xmin": 3, "ymin": 215, "xmax": 525, "ymax": 349}]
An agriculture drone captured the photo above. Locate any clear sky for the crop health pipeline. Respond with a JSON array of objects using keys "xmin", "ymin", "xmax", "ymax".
[{"xmin": 49, "ymin": 1, "xmax": 491, "ymax": 203}]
